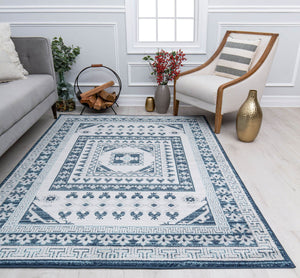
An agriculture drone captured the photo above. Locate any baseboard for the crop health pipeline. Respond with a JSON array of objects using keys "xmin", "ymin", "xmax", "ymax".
[
  {"xmin": 260, "ymin": 95, "xmax": 300, "ymax": 107},
  {"xmin": 117, "ymin": 94, "xmax": 300, "ymax": 108},
  {"xmin": 75, "ymin": 94, "xmax": 300, "ymax": 108},
  {"xmin": 117, "ymin": 95, "xmax": 146, "ymax": 106}
]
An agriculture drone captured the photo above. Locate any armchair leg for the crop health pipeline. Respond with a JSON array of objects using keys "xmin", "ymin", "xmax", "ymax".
[
  {"xmin": 173, "ymin": 100, "xmax": 179, "ymax": 116},
  {"xmin": 214, "ymin": 113, "xmax": 223, "ymax": 134},
  {"xmin": 51, "ymin": 103, "xmax": 57, "ymax": 119}
]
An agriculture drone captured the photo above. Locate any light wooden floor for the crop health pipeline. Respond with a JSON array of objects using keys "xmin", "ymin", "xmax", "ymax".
[{"xmin": 0, "ymin": 106, "xmax": 299, "ymax": 278}]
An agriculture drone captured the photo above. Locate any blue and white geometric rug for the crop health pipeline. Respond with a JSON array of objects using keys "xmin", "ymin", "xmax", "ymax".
[{"xmin": 0, "ymin": 115, "xmax": 294, "ymax": 268}]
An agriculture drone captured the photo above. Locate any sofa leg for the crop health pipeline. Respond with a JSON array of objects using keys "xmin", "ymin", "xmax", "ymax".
[
  {"xmin": 173, "ymin": 100, "xmax": 179, "ymax": 116},
  {"xmin": 51, "ymin": 103, "xmax": 57, "ymax": 119},
  {"xmin": 214, "ymin": 113, "xmax": 222, "ymax": 134}
]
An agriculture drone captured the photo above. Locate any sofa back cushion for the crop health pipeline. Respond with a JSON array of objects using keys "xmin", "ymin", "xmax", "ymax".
[{"xmin": 12, "ymin": 37, "xmax": 55, "ymax": 76}]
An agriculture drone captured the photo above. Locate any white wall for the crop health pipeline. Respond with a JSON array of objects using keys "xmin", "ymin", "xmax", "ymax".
[{"xmin": 1, "ymin": 0, "xmax": 299, "ymax": 107}]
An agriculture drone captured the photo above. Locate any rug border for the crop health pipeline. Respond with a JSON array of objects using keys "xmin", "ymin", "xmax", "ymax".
[
  {"xmin": 0, "ymin": 115, "xmax": 295, "ymax": 269},
  {"xmin": 201, "ymin": 116, "xmax": 295, "ymax": 269},
  {"xmin": 0, "ymin": 115, "xmax": 62, "ymax": 190},
  {"xmin": 0, "ymin": 259, "xmax": 295, "ymax": 269}
]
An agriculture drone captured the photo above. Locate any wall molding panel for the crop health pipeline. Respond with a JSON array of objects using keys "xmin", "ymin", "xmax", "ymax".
[
  {"xmin": 127, "ymin": 63, "xmax": 155, "ymax": 87},
  {"xmin": 217, "ymin": 22, "xmax": 300, "ymax": 42},
  {"xmin": 267, "ymin": 43, "xmax": 300, "ymax": 87},
  {"xmin": 209, "ymin": 5, "xmax": 300, "ymax": 13},
  {"xmin": 10, "ymin": 22, "xmax": 120, "ymax": 73},
  {"xmin": 128, "ymin": 62, "xmax": 203, "ymax": 87},
  {"xmin": 0, "ymin": 5, "xmax": 126, "ymax": 13}
]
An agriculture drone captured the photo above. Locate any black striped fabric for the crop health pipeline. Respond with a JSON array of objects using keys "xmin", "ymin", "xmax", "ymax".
[{"xmin": 214, "ymin": 37, "xmax": 260, "ymax": 79}]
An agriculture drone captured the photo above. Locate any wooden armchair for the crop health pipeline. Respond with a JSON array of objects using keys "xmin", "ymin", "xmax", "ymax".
[{"xmin": 173, "ymin": 30, "xmax": 279, "ymax": 133}]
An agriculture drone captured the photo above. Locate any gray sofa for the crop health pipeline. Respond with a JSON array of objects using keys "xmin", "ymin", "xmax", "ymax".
[{"xmin": 0, "ymin": 37, "xmax": 57, "ymax": 157}]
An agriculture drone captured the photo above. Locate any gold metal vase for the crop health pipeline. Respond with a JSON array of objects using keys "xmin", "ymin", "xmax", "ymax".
[
  {"xmin": 236, "ymin": 90, "xmax": 263, "ymax": 142},
  {"xmin": 145, "ymin": 97, "xmax": 155, "ymax": 112}
]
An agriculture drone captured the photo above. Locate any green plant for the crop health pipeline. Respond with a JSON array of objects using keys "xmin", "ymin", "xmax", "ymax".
[{"xmin": 51, "ymin": 37, "xmax": 80, "ymax": 100}]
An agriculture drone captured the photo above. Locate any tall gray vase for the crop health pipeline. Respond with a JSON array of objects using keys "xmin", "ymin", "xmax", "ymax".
[{"xmin": 155, "ymin": 84, "xmax": 170, "ymax": 114}]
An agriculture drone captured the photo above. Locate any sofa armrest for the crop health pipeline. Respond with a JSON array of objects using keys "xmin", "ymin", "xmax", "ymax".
[{"xmin": 12, "ymin": 37, "xmax": 56, "ymax": 79}]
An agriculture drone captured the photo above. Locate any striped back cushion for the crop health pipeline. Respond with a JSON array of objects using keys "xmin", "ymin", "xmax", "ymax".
[{"xmin": 214, "ymin": 37, "xmax": 261, "ymax": 79}]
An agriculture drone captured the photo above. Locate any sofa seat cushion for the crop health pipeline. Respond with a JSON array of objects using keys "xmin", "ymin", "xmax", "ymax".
[
  {"xmin": 0, "ymin": 74, "xmax": 55, "ymax": 135},
  {"xmin": 176, "ymin": 74, "xmax": 232, "ymax": 104}
]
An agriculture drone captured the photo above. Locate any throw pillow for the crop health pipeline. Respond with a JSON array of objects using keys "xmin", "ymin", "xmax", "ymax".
[
  {"xmin": 0, "ymin": 44, "xmax": 26, "ymax": 82},
  {"xmin": 0, "ymin": 23, "xmax": 28, "ymax": 82},
  {"xmin": 214, "ymin": 37, "xmax": 260, "ymax": 79}
]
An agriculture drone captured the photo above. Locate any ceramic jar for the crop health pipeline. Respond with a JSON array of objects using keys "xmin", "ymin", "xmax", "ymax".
[{"xmin": 154, "ymin": 85, "xmax": 170, "ymax": 114}]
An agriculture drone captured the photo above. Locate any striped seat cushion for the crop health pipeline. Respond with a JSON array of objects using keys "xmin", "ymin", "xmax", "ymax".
[{"xmin": 214, "ymin": 37, "xmax": 260, "ymax": 79}]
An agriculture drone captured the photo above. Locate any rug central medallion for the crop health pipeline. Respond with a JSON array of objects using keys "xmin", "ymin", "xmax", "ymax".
[{"xmin": 0, "ymin": 115, "xmax": 294, "ymax": 268}]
